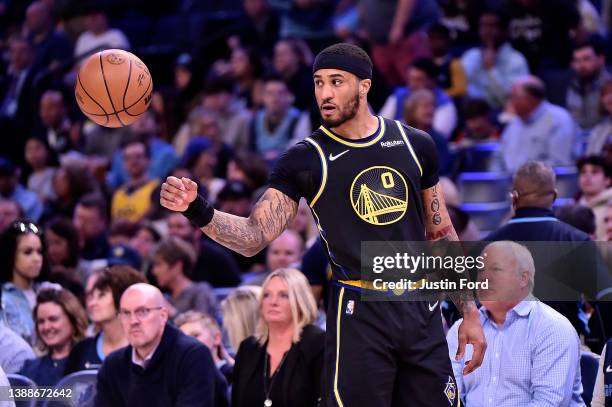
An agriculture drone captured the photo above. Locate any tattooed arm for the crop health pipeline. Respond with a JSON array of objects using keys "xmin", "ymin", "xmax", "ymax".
[
  {"xmin": 421, "ymin": 182, "xmax": 486, "ymax": 374},
  {"xmin": 203, "ymin": 188, "xmax": 298, "ymax": 257},
  {"xmin": 160, "ymin": 176, "xmax": 298, "ymax": 257}
]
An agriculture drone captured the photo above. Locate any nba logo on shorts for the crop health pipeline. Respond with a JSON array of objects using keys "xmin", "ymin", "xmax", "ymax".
[{"xmin": 346, "ymin": 300, "xmax": 355, "ymax": 315}]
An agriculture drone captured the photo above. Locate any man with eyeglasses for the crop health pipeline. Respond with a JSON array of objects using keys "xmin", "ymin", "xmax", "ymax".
[{"xmin": 95, "ymin": 283, "xmax": 217, "ymax": 407}]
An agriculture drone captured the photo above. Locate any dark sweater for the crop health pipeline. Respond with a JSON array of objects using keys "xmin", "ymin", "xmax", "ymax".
[
  {"xmin": 65, "ymin": 335, "xmax": 103, "ymax": 375},
  {"xmin": 19, "ymin": 355, "xmax": 67, "ymax": 386},
  {"xmin": 95, "ymin": 323, "xmax": 216, "ymax": 407},
  {"xmin": 231, "ymin": 324, "xmax": 325, "ymax": 407}
]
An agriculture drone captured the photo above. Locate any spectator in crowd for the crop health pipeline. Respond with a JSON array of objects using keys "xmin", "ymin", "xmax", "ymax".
[
  {"xmin": 567, "ymin": 36, "xmax": 611, "ymax": 132},
  {"xmin": 181, "ymin": 138, "xmax": 225, "ymax": 205},
  {"xmin": 107, "ymin": 111, "xmax": 177, "ymax": 190},
  {"xmin": 221, "ymin": 285, "xmax": 261, "ymax": 352},
  {"xmin": 380, "ymin": 58, "xmax": 457, "ymax": 138},
  {"xmin": 0, "ymin": 220, "xmax": 44, "ymax": 344},
  {"xmin": 65, "ymin": 265, "xmax": 146, "ymax": 374},
  {"xmin": 604, "ymin": 203, "xmax": 612, "ymax": 241},
  {"xmin": 447, "ymin": 241, "xmax": 584, "ymax": 406},
  {"xmin": 403, "ymin": 89, "xmax": 451, "ymax": 174},
  {"xmin": 577, "ymin": 155, "xmax": 612, "ymax": 240},
  {"xmin": 226, "ymin": 151, "xmax": 269, "ymax": 193},
  {"xmin": 233, "ymin": 0, "xmax": 280, "ymax": 58},
  {"xmin": 165, "ymin": 211, "xmax": 242, "ymax": 287},
  {"xmin": 0, "ymin": 364, "xmax": 14, "ymax": 407},
  {"xmin": 587, "ymin": 79, "xmax": 612, "ymax": 155},
  {"xmin": 0, "ymin": 157, "xmax": 42, "ymax": 222},
  {"xmin": 108, "ymin": 220, "xmax": 140, "ymax": 248},
  {"xmin": 428, "ymin": 23, "xmax": 467, "ymax": 99},
  {"xmin": 0, "ymin": 199, "xmax": 21, "ymax": 234},
  {"xmin": 19, "ymin": 286, "xmax": 87, "ymax": 386},
  {"xmin": 230, "ymin": 46, "xmax": 265, "ymax": 110},
  {"xmin": 0, "ymin": 36, "xmax": 39, "ymax": 146},
  {"xmin": 41, "ymin": 162, "xmax": 96, "ymax": 223},
  {"xmin": 95, "ymin": 283, "xmax": 216, "ymax": 407},
  {"xmin": 360, "ymin": 0, "xmax": 439, "ymax": 86},
  {"xmin": 272, "ymin": 39, "xmax": 314, "ymax": 112},
  {"xmin": 501, "ymin": 0, "xmax": 580, "ymax": 71},
  {"xmin": 288, "ymin": 198, "xmax": 318, "ymax": 250},
  {"xmin": 0, "ymin": 299, "xmax": 35, "ymax": 374},
  {"xmin": 128, "ymin": 223, "xmax": 161, "ymax": 274},
  {"xmin": 23, "ymin": 1, "xmax": 72, "ymax": 73},
  {"xmin": 73, "ymin": 193, "xmax": 110, "ymax": 262},
  {"xmin": 592, "ymin": 337, "xmax": 612, "ymax": 406},
  {"xmin": 23, "ymin": 136, "xmax": 56, "ymax": 203},
  {"xmin": 461, "ymin": 10, "xmax": 530, "ymax": 110},
  {"xmin": 436, "ymin": 0, "xmax": 488, "ymax": 48},
  {"xmin": 268, "ymin": 0, "xmax": 335, "ymax": 52},
  {"xmin": 110, "ymin": 137, "xmax": 160, "ymax": 223},
  {"xmin": 555, "ymin": 204, "xmax": 597, "ymax": 239},
  {"xmin": 496, "ymin": 76, "xmax": 576, "ymax": 172},
  {"xmin": 232, "ymin": 268, "xmax": 324, "ymax": 407},
  {"xmin": 201, "ymin": 76, "xmax": 252, "ymax": 151},
  {"xmin": 453, "ymin": 98, "xmax": 500, "ymax": 147},
  {"xmin": 44, "ymin": 217, "xmax": 83, "ymax": 284},
  {"xmin": 36, "ymin": 90, "xmax": 76, "ymax": 156},
  {"xmin": 151, "ymin": 237, "xmax": 218, "ymax": 318},
  {"xmin": 175, "ymin": 310, "xmax": 235, "ymax": 383},
  {"xmin": 447, "ymin": 204, "xmax": 481, "ymax": 241},
  {"xmin": 250, "ymin": 73, "xmax": 311, "ymax": 163},
  {"xmin": 73, "ymin": 4, "xmax": 130, "ymax": 59},
  {"xmin": 245, "ymin": 230, "xmax": 305, "ymax": 286}
]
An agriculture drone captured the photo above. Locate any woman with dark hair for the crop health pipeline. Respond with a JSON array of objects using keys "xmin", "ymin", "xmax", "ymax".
[
  {"xmin": 65, "ymin": 265, "xmax": 147, "ymax": 373},
  {"xmin": 231, "ymin": 46, "xmax": 265, "ymax": 110},
  {"xmin": 0, "ymin": 220, "xmax": 46, "ymax": 345},
  {"xmin": 19, "ymin": 287, "xmax": 87, "ymax": 386},
  {"xmin": 44, "ymin": 217, "xmax": 81, "ymax": 277},
  {"xmin": 40, "ymin": 163, "xmax": 97, "ymax": 223},
  {"xmin": 23, "ymin": 136, "xmax": 58, "ymax": 204}
]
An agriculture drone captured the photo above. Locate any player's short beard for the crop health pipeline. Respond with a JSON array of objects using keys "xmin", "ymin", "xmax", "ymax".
[{"xmin": 320, "ymin": 91, "xmax": 360, "ymax": 128}]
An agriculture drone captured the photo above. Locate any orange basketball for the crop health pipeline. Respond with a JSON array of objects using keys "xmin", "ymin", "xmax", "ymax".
[{"xmin": 75, "ymin": 49, "xmax": 153, "ymax": 128}]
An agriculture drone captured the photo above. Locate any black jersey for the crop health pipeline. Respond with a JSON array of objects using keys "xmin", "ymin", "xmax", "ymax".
[{"xmin": 269, "ymin": 116, "xmax": 439, "ymax": 281}]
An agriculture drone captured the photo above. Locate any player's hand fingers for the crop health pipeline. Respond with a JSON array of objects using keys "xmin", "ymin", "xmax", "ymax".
[
  {"xmin": 165, "ymin": 176, "xmax": 185, "ymax": 190},
  {"xmin": 463, "ymin": 338, "xmax": 486, "ymax": 375},
  {"xmin": 181, "ymin": 177, "xmax": 198, "ymax": 191},
  {"xmin": 455, "ymin": 332, "xmax": 466, "ymax": 361},
  {"xmin": 161, "ymin": 182, "xmax": 188, "ymax": 199}
]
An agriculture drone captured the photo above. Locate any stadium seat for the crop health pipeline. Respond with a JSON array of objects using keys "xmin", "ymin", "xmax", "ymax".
[
  {"xmin": 453, "ymin": 142, "xmax": 501, "ymax": 172},
  {"xmin": 213, "ymin": 287, "xmax": 235, "ymax": 302},
  {"xmin": 460, "ymin": 202, "xmax": 511, "ymax": 231},
  {"xmin": 457, "ymin": 172, "xmax": 512, "ymax": 203},
  {"xmin": 553, "ymin": 197, "xmax": 575, "ymax": 210},
  {"xmin": 7, "ymin": 374, "xmax": 36, "ymax": 407},
  {"xmin": 580, "ymin": 351, "xmax": 600, "ymax": 406},
  {"xmin": 555, "ymin": 166, "xmax": 579, "ymax": 199},
  {"xmin": 41, "ymin": 370, "xmax": 98, "ymax": 407}
]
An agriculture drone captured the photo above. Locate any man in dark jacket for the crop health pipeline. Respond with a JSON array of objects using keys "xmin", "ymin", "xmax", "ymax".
[
  {"xmin": 95, "ymin": 283, "xmax": 216, "ymax": 407},
  {"xmin": 485, "ymin": 161, "xmax": 612, "ymax": 352}
]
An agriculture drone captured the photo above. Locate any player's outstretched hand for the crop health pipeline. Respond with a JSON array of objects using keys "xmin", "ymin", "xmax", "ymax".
[
  {"xmin": 456, "ymin": 310, "xmax": 486, "ymax": 375},
  {"xmin": 160, "ymin": 176, "xmax": 198, "ymax": 212}
]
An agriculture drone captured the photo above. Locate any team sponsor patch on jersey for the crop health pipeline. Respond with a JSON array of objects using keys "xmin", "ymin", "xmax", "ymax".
[{"xmin": 380, "ymin": 140, "xmax": 404, "ymax": 148}]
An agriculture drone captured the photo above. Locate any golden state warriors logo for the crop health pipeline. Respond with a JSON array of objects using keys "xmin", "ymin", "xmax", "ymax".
[{"xmin": 350, "ymin": 166, "xmax": 408, "ymax": 225}]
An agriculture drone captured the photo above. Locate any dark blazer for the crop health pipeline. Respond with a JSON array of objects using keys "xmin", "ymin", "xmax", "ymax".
[
  {"xmin": 95, "ymin": 323, "xmax": 216, "ymax": 407},
  {"xmin": 232, "ymin": 324, "xmax": 325, "ymax": 407}
]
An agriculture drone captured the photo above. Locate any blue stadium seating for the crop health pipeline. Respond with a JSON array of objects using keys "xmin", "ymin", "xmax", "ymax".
[
  {"xmin": 6, "ymin": 374, "xmax": 36, "ymax": 407},
  {"xmin": 41, "ymin": 370, "xmax": 98, "ymax": 407},
  {"xmin": 555, "ymin": 166, "xmax": 579, "ymax": 199},
  {"xmin": 460, "ymin": 202, "xmax": 511, "ymax": 232},
  {"xmin": 580, "ymin": 351, "xmax": 600, "ymax": 406},
  {"xmin": 457, "ymin": 172, "xmax": 512, "ymax": 203}
]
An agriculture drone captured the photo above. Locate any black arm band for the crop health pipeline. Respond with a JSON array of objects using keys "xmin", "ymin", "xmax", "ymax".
[{"xmin": 182, "ymin": 194, "xmax": 215, "ymax": 228}]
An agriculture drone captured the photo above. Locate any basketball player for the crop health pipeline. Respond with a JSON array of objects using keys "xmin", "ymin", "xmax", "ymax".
[{"xmin": 160, "ymin": 43, "xmax": 486, "ymax": 406}]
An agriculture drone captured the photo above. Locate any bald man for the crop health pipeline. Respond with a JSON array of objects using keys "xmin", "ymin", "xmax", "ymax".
[
  {"xmin": 95, "ymin": 283, "xmax": 217, "ymax": 407},
  {"xmin": 498, "ymin": 75, "xmax": 576, "ymax": 172}
]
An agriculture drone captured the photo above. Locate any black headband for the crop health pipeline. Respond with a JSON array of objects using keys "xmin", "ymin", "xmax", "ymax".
[{"xmin": 312, "ymin": 50, "xmax": 372, "ymax": 80}]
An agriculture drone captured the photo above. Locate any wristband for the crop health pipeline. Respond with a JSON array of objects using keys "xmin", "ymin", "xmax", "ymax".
[{"xmin": 182, "ymin": 194, "xmax": 215, "ymax": 227}]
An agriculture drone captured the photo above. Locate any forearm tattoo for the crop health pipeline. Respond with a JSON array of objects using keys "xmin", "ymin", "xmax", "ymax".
[{"xmin": 202, "ymin": 189, "xmax": 298, "ymax": 257}]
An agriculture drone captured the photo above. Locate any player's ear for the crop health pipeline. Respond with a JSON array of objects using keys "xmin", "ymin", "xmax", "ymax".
[{"xmin": 359, "ymin": 79, "xmax": 371, "ymax": 96}]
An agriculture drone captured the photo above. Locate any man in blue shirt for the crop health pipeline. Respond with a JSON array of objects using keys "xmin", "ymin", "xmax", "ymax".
[{"xmin": 447, "ymin": 241, "xmax": 585, "ymax": 407}]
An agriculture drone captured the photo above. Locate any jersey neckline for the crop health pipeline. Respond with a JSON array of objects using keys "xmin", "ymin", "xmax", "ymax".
[{"xmin": 318, "ymin": 116, "xmax": 385, "ymax": 147}]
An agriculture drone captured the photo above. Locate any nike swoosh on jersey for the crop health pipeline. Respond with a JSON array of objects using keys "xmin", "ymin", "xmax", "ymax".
[
  {"xmin": 607, "ymin": 365, "xmax": 612, "ymax": 373},
  {"xmin": 428, "ymin": 301, "xmax": 439, "ymax": 312},
  {"xmin": 329, "ymin": 150, "xmax": 349, "ymax": 161}
]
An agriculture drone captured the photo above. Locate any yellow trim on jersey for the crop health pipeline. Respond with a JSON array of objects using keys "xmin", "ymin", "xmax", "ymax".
[
  {"xmin": 334, "ymin": 287, "xmax": 345, "ymax": 407},
  {"xmin": 304, "ymin": 137, "xmax": 327, "ymax": 207},
  {"xmin": 394, "ymin": 120, "xmax": 423, "ymax": 177},
  {"xmin": 319, "ymin": 116, "xmax": 386, "ymax": 147}
]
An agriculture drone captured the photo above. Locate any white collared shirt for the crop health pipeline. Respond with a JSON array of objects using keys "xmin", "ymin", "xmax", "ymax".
[{"xmin": 131, "ymin": 345, "xmax": 158, "ymax": 369}]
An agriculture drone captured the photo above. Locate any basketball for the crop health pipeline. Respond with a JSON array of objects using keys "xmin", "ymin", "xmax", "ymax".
[{"xmin": 74, "ymin": 49, "xmax": 153, "ymax": 128}]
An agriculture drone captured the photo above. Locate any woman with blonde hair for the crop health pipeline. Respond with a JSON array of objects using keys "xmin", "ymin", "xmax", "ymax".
[
  {"xmin": 18, "ymin": 286, "xmax": 87, "ymax": 386},
  {"xmin": 221, "ymin": 285, "xmax": 261, "ymax": 351},
  {"xmin": 231, "ymin": 268, "xmax": 324, "ymax": 407}
]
